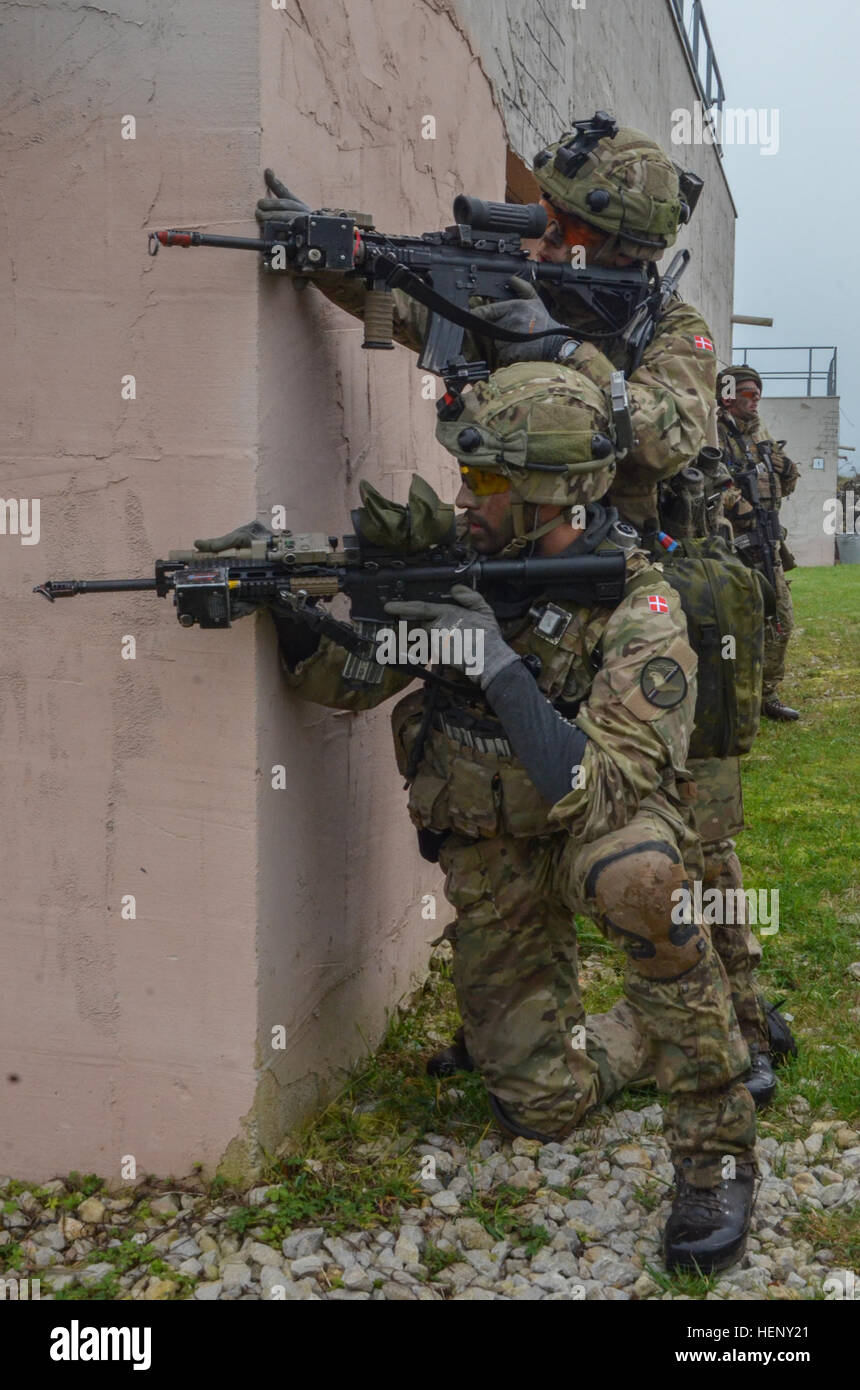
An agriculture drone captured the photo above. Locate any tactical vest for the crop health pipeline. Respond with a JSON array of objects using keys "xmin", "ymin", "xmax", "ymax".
[
  {"xmin": 719, "ymin": 415, "xmax": 782, "ymax": 509},
  {"xmin": 390, "ymin": 548, "xmax": 660, "ymax": 843}
]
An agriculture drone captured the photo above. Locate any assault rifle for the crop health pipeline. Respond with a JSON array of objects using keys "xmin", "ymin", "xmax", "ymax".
[
  {"xmin": 731, "ymin": 464, "xmax": 781, "ymax": 594},
  {"xmin": 148, "ymin": 194, "xmax": 688, "ymax": 375},
  {"xmin": 35, "ymin": 528, "xmax": 628, "ymax": 687},
  {"xmin": 721, "ymin": 426, "xmax": 782, "ymax": 594}
]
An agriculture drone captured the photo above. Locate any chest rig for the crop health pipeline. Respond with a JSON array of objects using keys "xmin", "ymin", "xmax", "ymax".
[
  {"xmin": 389, "ymin": 545, "xmax": 656, "ymax": 843},
  {"xmin": 720, "ymin": 416, "xmax": 781, "ymax": 509}
]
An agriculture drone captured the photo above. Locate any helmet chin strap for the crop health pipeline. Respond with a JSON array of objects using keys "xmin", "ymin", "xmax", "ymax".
[{"xmin": 500, "ymin": 498, "xmax": 569, "ymax": 556}]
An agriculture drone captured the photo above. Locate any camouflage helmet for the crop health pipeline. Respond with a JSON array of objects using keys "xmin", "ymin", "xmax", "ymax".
[
  {"xmin": 533, "ymin": 120, "xmax": 684, "ymax": 261},
  {"xmin": 717, "ymin": 364, "xmax": 762, "ymax": 404},
  {"xmin": 436, "ymin": 362, "xmax": 617, "ymax": 542}
]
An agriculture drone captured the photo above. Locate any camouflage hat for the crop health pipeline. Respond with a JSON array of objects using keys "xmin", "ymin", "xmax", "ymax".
[
  {"xmin": 436, "ymin": 362, "xmax": 617, "ymax": 510},
  {"xmin": 533, "ymin": 124, "xmax": 683, "ymax": 260},
  {"xmin": 717, "ymin": 365, "xmax": 762, "ymax": 402}
]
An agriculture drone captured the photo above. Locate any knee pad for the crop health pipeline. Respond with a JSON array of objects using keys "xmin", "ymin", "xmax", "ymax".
[{"xmin": 587, "ymin": 839, "xmax": 706, "ymax": 982}]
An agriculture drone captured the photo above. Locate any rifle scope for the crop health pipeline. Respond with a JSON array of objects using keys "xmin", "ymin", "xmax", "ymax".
[{"xmin": 452, "ymin": 196, "xmax": 547, "ymax": 240}]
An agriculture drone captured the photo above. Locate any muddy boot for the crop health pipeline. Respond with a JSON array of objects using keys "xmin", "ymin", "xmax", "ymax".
[{"xmin": 664, "ymin": 1164, "xmax": 757, "ymax": 1273}]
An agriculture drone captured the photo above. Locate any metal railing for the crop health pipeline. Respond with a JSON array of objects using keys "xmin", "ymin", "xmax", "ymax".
[
  {"xmin": 669, "ymin": 0, "xmax": 726, "ymax": 115},
  {"xmin": 732, "ymin": 346, "xmax": 838, "ymax": 397}
]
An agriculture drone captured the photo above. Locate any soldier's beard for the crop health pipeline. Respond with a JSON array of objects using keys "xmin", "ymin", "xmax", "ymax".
[{"xmin": 464, "ymin": 509, "xmax": 516, "ymax": 555}]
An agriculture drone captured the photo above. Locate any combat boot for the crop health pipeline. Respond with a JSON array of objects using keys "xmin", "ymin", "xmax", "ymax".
[
  {"xmin": 426, "ymin": 1026, "xmax": 475, "ymax": 1079},
  {"xmin": 764, "ymin": 997, "xmax": 798, "ymax": 1064},
  {"xmin": 664, "ymin": 1164, "xmax": 756, "ymax": 1273},
  {"xmin": 743, "ymin": 1050, "xmax": 776, "ymax": 1110},
  {"xmin": 761, "ymin": 696, "xmax": 800, "ymax": 721}
]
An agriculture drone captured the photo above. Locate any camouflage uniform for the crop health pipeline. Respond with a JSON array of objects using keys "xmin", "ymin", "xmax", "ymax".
[
  {"xmin": 529, "ymin": 129, "xmax": 771, "ymax": 1058},
  {"xmin": 717, "ymin": 409, "xmax": 800, "ymax": 699},
  {"xmin": 277, "ymin": 363, "xmax": 756, "ymax": 1179},
  {"xmin": 260, "ymin": 124, "xmax": 768, "ymax": 1077}
]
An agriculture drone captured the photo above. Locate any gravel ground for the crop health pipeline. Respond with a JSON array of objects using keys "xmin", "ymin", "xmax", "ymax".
[{"xmin": 4, "ymin": 1103, "xmax": 858, "ymax": 1301}]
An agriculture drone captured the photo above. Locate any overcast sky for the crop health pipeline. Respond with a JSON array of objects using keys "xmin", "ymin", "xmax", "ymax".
[{"xmin": 703, "ymin": 0, "xmax": 860, "ymax": 469}]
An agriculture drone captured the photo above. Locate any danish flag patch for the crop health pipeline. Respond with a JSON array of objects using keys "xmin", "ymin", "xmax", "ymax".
[
  {"xmin": 647, "ymin": 594, "xmax": 670, "ymax": 613},
  {"xmin": 694, "ymin": 335, "xmax": 714, "ymax": 352}
]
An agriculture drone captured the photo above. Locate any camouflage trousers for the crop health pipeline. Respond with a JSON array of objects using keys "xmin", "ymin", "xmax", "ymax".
[
  {"xmin": 437, "ymin": 801, "xmax": 756, "ymax": 1182},
  {"xmin": 702, "ymin": 840, "xmax": 768, "ymax": 1051},
  {"xmin": 763, "ymin": 563, "xmax": 794, "ymax": 696},
  {"xmin": 688, "ymin": 756, "xmax": 770, "ymax": 1053}
]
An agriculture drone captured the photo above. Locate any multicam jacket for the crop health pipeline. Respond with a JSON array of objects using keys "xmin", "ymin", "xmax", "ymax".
[
  {"xmin": 280, "ymin": 546, "xmax": 697, "ymax": 847},
  {"xmin": 717, "ymin": 410, "xmax": 800, "ymax": 538}
]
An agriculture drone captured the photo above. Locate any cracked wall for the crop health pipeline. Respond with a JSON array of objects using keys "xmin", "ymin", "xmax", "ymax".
[
  {"xmin": 0, "ymin": 0, "xmax": 264, "ymax": 1180},
  {"xmin": 252, "ymin": 0, "xmax": 506, "ymax": 1162},
  {"xmin": 0, "ymin": 0, "xmax": 506, "ymax": 1181}
]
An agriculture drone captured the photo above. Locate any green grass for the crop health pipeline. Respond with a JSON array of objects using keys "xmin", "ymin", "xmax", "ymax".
[
  {"xmin": 423, "ymin": 1242, "xmax": 460, "ymax": 1278},
  {"xmin": 740, "ymin": 567, "xmax": 860, "ymax": 1126},
  {"xmin": 645, "ymin": 1260, "xmax": 721, "ymax": 1298},
  {"xmin": 789, "ymin": 1201, "xmax": 860, "ymax": 1272}
]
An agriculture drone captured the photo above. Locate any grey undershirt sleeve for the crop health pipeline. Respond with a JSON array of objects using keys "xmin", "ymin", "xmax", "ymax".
[{"xmin": 483, "ymin": 658, "xmax": 589, "ymax": 806}]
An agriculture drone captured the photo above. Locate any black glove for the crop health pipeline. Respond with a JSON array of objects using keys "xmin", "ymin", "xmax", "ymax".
[
  {"xmin": 255, "ymin": 168, "xmax": 311, "ymax": 241},
  {"xmin": 469, "ymin": 277, "xmax": 578, "ymax": 366}
]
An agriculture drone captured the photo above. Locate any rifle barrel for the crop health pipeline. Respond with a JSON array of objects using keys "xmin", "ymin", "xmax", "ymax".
[
  {"xmin": 34, "ymin": 579, "xmax": 159, "ymax": 600},
  {"xmin": 150, "ymin": 230, "xmax": 269, "ymax": 253}
]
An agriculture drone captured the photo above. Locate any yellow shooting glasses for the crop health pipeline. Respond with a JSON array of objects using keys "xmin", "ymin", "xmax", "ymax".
[{"xmin": 459, "ymin": 464, "xmax": 511, "ymax": 497}]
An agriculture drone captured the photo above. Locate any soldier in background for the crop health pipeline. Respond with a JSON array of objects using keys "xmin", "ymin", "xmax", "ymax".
[{"xmin": 717, "ymin": 366, "xmax": 801, "ymax": 722}]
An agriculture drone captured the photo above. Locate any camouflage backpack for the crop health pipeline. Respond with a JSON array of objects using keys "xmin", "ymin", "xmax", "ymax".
[{"xmin": 631, "ymin": 534, "xmax": 773, "ymax": 759}]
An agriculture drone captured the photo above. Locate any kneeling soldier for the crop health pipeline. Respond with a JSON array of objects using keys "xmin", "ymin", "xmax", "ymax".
[{"xmin": 201, "ymin": 363, "xmax": 758, "ymax": 1271}]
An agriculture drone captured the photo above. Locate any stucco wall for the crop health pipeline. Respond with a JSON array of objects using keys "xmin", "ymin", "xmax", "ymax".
[
  {"xmin": 250, "ymin": 0, "xmax": 506, "ymax": 1158},
  {"xmin": 451, "ymin": 0, "xmax": 736, "ymax": 359},
  {"xmin": 757, "ymin": 397, "xmax": 841, "ymax": 568},
  {"xmin": 0, "ymin": 0, "xmax": 504, "ymax": 1181},
  {"xmin": 0, "ymin": 0, "xmax": 268, "ymax": 1183}
]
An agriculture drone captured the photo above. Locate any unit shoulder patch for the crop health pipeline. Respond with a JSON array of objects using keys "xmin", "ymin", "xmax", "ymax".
[{"xmin": 639, "ymin": 655, "xmax": 688, "ymax": 710}]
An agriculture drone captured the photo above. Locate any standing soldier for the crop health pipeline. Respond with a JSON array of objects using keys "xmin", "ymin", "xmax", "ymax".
[{"xmin": 716, "ymin": 366, "xmax": 801, "ymax": 722}]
